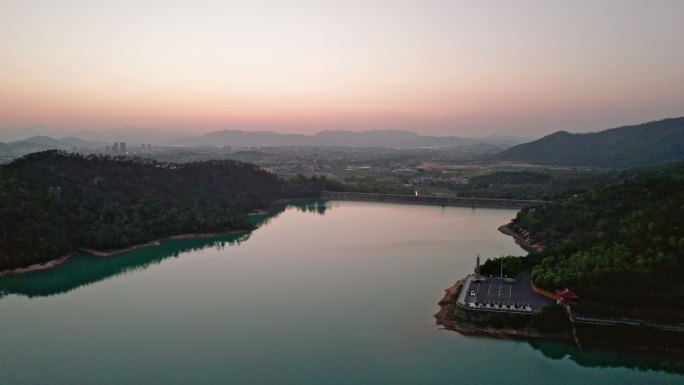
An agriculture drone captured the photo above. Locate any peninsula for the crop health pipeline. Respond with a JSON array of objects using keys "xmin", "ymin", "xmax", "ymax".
[
  {"xmin": 0, "ymin": 151, "xmax": 341, "ymax": 273},
  {"xmin": 437, "ymin": 163, "xmax": 684, "ymax": 352}
]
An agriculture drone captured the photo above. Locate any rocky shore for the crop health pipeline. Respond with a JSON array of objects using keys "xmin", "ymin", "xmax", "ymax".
[
  {"xmin": 81, "ymin": 240, "xmax": 162, "ymax": 258},
  {"xmin": 498, "ymin": 223, "xmax": 544, "ymax": 252},
  {"xmin": 0, "ymin": 254, "xmax": 73, "ymax": 278}
]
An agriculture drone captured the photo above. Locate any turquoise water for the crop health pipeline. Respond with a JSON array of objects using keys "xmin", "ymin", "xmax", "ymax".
[{"xmin": 0, "ymin": 201, "xmax": 682, "ymax": 384}]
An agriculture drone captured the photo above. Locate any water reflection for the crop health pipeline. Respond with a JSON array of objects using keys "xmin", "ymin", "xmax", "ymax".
[
  {"xmin": 0, "ymin": 233, "xmax": 250, "ymax": 298},
  {"xmin": 249, "ymin": 199, "xmax": 330, "ymax": 227},
  {"xmin": 526, "ymin": 339, "xmax": 684, "ymax": 374},
  {"xmin": 0, "ymin": 200, "xmax": 329, "ymax": 299},
  {"xmin": 1, "ymin": 201, "xmax": 682, "ymax": 383}
]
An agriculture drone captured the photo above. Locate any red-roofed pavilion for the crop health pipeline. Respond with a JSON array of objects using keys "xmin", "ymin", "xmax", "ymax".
[{"xmin": 555, "ymin": 288, "xmax": 579, "ymax": 304}]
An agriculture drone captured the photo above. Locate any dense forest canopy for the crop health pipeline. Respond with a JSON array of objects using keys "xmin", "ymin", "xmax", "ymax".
[
  {"xmin": 510, "ymin": 164, "xmax": 684, "ymax": 321},
  {"xmin": 0, "ymin": 151, "xmax": 341, "ymax": 271},
  {"xmin": 453, "ymin": 169, "xmax": 623, "ymax": 200}
]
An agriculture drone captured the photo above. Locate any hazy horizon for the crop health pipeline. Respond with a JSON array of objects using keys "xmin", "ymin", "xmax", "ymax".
[
  {"xmin": 0, "ymin": 124, "xmax": 539, "ymax": 144},
  {"xmin": 2, "ymin": 1, "xmax": 683, "ymax": 138}
]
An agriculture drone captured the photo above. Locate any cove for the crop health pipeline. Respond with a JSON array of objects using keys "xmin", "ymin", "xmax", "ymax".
[{"xmin": 0, "ymin": 201, "xmax": 682, "ymax": 384}]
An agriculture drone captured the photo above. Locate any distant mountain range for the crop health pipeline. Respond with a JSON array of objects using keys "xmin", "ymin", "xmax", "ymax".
[
  {"xmin": 0, "ymin": 136, "xmax": 107, "ymax": 159},
  {"xmin": 0, "ymin": 126, "xmax": 190, "ymax": 144},
  {"xmin": 3, "ymin": 118, "xmax": 683, "ymax": 168},
  {"xmin": 172, "ymin": 129, "xmax": 529, "ymax": 148},
  {"xmin": 0, "ymin": 127, "xmax": 531, "ymax": 154},
  {"xmin": 497, "ymin": 117, "xmax": 684, "ymax": 168}
]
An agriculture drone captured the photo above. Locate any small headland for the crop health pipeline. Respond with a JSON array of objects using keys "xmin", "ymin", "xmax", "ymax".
[
  {"xmin": 435, "ymin": 273, "xmax": 570, "ymax": 341},
  {"xmin": 0, "ymin": 151, "xmax": 341, "ymax": 277},
  {"xmin": 497, "ymin": 223, "xmax": 544, "ymax": 252},
  {"xmin": 0, "ymin": 198, "xmax": 323, "ymax": 278}
]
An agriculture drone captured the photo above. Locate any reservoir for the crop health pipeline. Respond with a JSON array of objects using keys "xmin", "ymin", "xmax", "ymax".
[{"xmin": 0, "ymin": 201, "xmax": 681, "ymax": 384}]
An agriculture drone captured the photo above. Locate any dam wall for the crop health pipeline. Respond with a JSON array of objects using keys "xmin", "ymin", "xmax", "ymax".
[{"xmin": 321, "ymin": 191, "xmax": 546, "ymax": 209}]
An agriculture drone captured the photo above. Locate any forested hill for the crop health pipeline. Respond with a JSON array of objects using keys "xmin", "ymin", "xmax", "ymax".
[
  {"xmin": 510, "ymin": 164, "xmax": 684, "ymax": 321},
  {"xmin": 497, "ymin": 117, "xmax": 684, "ymax": 168},
  {"xmin": 0, "ymin": 151, "xmax": 340, "ymax": 271}
]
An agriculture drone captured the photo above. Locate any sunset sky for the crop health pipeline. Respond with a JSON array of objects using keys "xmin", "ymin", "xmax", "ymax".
[{"xmin": 1, "ymin": 0, "xmax": 683, "ymax": 137}]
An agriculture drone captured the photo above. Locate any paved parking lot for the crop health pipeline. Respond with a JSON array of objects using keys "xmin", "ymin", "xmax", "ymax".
[{"xmin": 462, "ymin": 272, "xmax": 551, "ymax": 312}]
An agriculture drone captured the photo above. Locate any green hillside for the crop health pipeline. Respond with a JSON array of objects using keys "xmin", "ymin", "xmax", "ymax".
[
  {"xmin": 510, "ymin": 164, "xmax": 684, "ymax": 322},
  {"xmin": 0, "ymin": 151, "xmax": 339, "ymax": 271},
  {"xmin": 498, "ymin": 117, "xmax": 684, "ymax": 167}
]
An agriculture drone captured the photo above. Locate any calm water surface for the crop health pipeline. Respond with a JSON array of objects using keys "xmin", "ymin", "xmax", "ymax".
[{"xmin": 0, "ymin": 201, "xmax": 682, "ymax": 384}]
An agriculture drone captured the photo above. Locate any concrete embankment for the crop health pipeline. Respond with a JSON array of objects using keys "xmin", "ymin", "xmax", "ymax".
[
  {"xmin": 435, "ymin": 279, "xmax": 571, "ymax": 341},
  {"xmin": 322, "ymin": 191, "xmax": 546, "ymax": 209}
]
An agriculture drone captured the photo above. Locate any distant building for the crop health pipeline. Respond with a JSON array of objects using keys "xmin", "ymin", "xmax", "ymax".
[
  {"xmin": 112, "ymin": 142, "xmax": 119, "ymax": 153},
  {"xmin": 120, "ymin": 142, "xmax": 126, "ymax": 153}
]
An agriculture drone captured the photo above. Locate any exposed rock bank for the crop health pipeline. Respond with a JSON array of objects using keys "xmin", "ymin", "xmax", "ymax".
[
  {"xmin": 498, "ymin": 224, "xmax": 544, "ymax": 252},
  {"xmin": 0, "ymin": 254, "xmax": 72, "ymax": 278}
]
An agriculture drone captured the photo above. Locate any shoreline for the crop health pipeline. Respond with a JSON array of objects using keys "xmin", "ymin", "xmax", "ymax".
[
  {"xmin": 0, "ymin": 228, "xmax": 253, "ymax": 278},
  {"xmin": 81, "ymin": 240, "xmax": 161, "ymax": 258},
  {"xmin": 248, "ymin": 209, "xmax": 270, "ymax": 216},
  {"xmin": 0, "ymin": 254, "xmax": 74, "ymax": 278},
  {"xmin": 0, "ymin": 199, "xmax": 312, "ymax": 278},
  {"xmin": 82, "ymin": 228, "xmax": 251, "ymax": 258},
  {"xmin": 0, "ymin": 199, "xmax": 514, "ymax": 278},
  {"xmin": 498, "ymin": 223, "xmax": 544, "ymax": 252}
]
